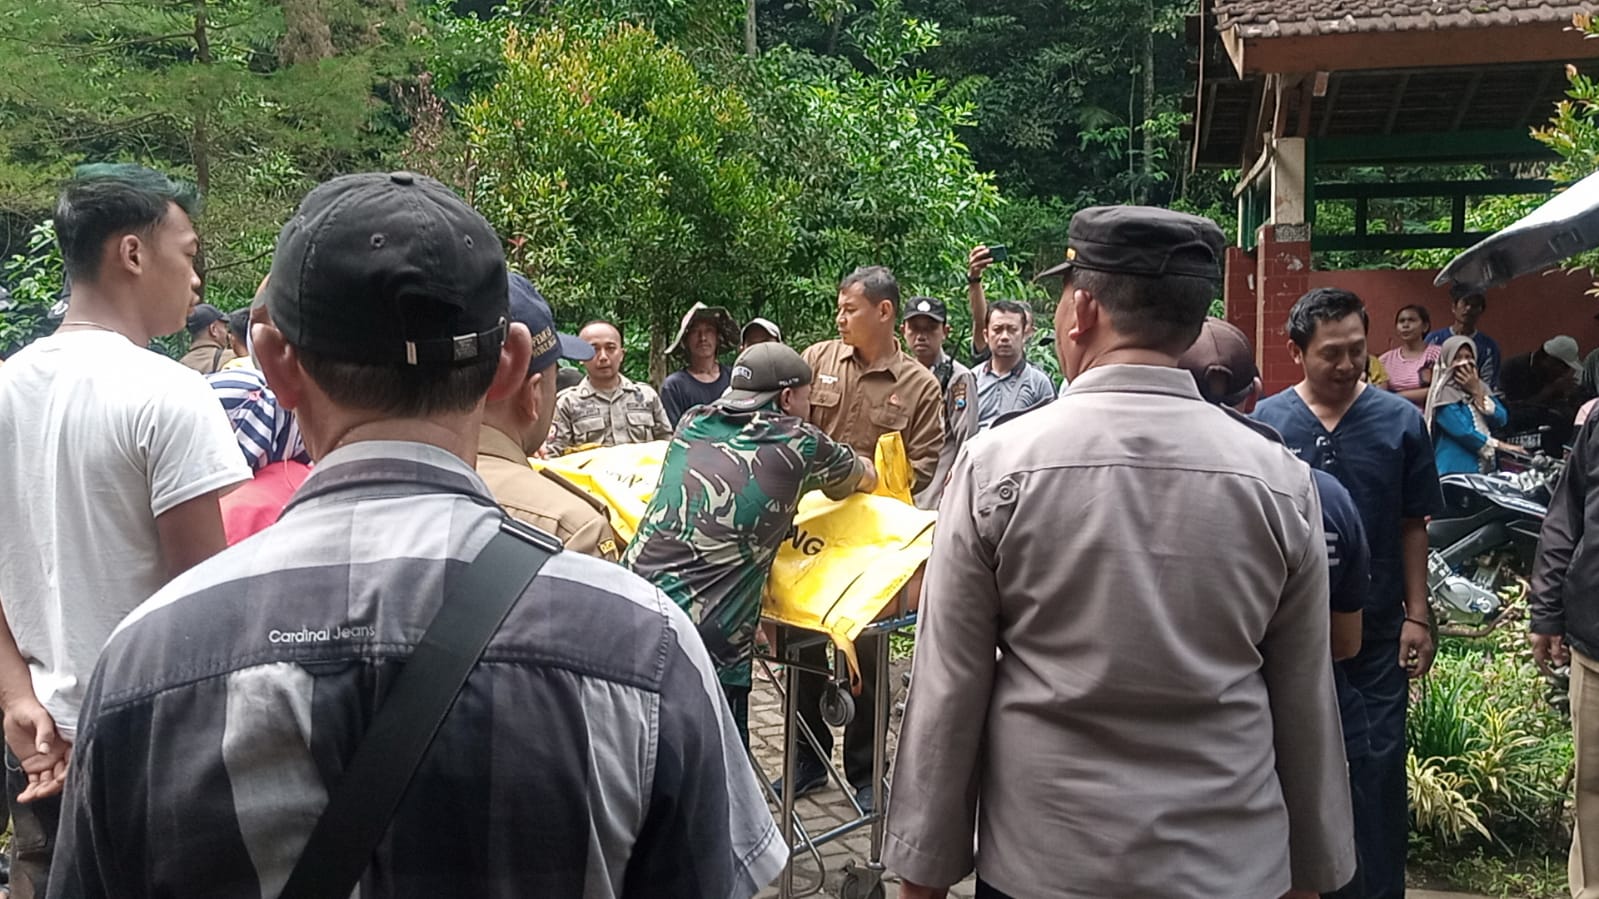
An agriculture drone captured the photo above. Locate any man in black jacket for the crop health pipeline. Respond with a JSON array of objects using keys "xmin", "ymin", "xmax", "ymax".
[{"xmin": 1532, "ymin": 415, "xmax": 1599, "ymax": 898}]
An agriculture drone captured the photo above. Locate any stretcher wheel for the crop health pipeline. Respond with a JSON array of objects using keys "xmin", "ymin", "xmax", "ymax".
[
  {"xmin": 820, "ymin": 685, "xmax": 854, "ymax": 727},
  {"xmin": 836, "ymin": 864, "xmax": 884, "ymax": 899}
]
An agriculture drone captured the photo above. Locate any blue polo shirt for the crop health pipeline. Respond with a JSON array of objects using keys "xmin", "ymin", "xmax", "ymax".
[
  {"xmin": 1425, "ymin": 327, "xmax": 1502, "ymax": 391},
  {"xmin": 1254, "ymin": 385, "xmax": 1443, "ymax": 640}
]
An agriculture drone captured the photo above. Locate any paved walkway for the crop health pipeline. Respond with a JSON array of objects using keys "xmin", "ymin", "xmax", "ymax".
[
  {"xmin": 746, "ymin": 657, "xmax": 1500, "ymax": 899},
  {"xmin": 749, "ymin": 655, "xmax": 971, "ymax": 899}
]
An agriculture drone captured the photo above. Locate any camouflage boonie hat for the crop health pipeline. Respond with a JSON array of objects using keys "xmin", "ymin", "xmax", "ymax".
[{"xmin": 666, "ymin": 302, "xmax": 740, "ymax": 356}]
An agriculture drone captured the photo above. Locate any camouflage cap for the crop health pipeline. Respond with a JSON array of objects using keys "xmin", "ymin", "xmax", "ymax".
[{"xmin": 723, "ymin": 342, "xmax": 812, "ymax": 411}]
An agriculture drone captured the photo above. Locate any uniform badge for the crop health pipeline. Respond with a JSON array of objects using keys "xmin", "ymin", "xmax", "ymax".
[
  {"xmin": 950, "ymin": 379, "xmax": 968, "ymax": 410},
  {"xmin": 599, "ymin": 539, "xmax": 618, "ymax": 557},
  {"xmin": 819, "ymin": 374, "xmax": 839, "ymax": 385}
]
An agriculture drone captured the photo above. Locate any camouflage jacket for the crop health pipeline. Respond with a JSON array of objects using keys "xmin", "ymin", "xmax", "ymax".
[
  {"xmin": 547, "ymin": 375, "xmax": 673, "ymax": 454},
  {"xmin": 622, "ymin": 400, "xmax": 867, "ymax": 686}
]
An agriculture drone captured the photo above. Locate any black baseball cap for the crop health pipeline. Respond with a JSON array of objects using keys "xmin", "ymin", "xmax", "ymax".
[
  {"xmin": 723, "ymin": 342, "xmax": 813, "ymax": 411},
  {"xmin": 1036, "ymin": 206, "xmax": 1225, "ymax": 283},
  {"xmin": 1178, "ymin": 317, "xmax": 1258, "ymax": 406},
  {"xmin": 903, "ymin": 296, "xmax": 947, "ymax": 324},
  {"xmin": 509, "ymin": 273, "xmax": 592, "ymax": 375},
  {"xmin": 187, "ymin": 303, "xmax": 226, "ymax": 335},
  {"xmin": 263, "ymin": 171, "xmax": 508, "ymax": 366}
]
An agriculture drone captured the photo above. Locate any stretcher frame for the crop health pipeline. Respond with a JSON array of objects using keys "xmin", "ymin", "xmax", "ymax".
[{"xmin": 751, "ymin": 610, "xmax": 918, "ymax": 899}]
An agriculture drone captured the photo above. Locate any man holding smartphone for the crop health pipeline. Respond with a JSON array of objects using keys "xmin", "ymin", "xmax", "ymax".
[{"xmin": 965, "ymin": 244, "xmax": 1038, "ymax": 367}]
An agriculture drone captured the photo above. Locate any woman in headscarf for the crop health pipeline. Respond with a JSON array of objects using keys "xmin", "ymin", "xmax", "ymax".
[{"xmin": 1425, "ymin": 334, "xmax": 1509, "ymax": 474}]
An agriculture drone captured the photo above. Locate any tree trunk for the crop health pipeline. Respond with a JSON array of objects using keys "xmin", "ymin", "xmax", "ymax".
[
  {"xmin": 745, "ymin": 0, "xmax": 757, "ymax": 56},
  {"xmin": 1140, "ymin": 0, "xmax": 1155, "ymax": 205},
  {"xmin": 649, "ymin": 319, "xmax": 668, "ymax": 387},
  {"xmin": 281, "ymin": 0, "xmax": 334, "ymax": 64},
  {"xmin": 824, "ymin": 14, "xmax": 842, "ymax": 56},
  {"xmin": 193, "ymin": 0, "xmax": 212, "ymax": 293}
]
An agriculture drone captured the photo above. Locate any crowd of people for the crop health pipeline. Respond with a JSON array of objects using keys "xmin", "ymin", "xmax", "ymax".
[{"xmin": 3, "ymin": 161, "xmax": 1599, "ymax": 899}]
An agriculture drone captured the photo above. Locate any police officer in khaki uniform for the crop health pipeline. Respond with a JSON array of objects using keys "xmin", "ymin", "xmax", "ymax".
[
  {"xmin": 180, "ymin": 303, "xmax": 238, "ymax": 374},
  {"xmin": 900, "ymin": 296, "xmax": 976, "ymax": 509},
  {"xmin": 546, "ymin": 319, "xmax": 673, "ymax": 455},
  {"xmin": 477, "ymin": 276, "xmax": 623, "ymax": 561},
  {"xmin": 884, "ymin": 207, "xmax": 1354, "ymax": 899}
]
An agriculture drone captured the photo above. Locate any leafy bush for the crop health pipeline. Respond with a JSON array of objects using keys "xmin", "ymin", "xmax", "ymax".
[
  {"xmin": 1408, "ymin": 628, "xmax": 1573, "ymax": 849},
  {"xmin": 0, "ymin": 221, "xmax": 63, "ymax": 357},
  {"xmin": 463, "ymin": 21, "xmax": 799, "ymax": 383}
]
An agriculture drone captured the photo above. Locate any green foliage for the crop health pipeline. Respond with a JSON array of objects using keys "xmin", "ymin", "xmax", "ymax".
[
  {"xmin": 463, "ymin": 3, "xmax": 1003, "ymax": 376},
  {"xmin": 0, "ymin": 0, "xmax": 432, "ymax": 311},
  {"xmin": 1410, "ymin": 842, "xmax": 1569, "ymax": 899},
  {"xmin": 1408, "ymin": 627, "xmax": 1573, "ymax": 850},
  {"xmin": 464, "ymin": 21, "xmax": 798, "ymax": 381},
  {"xmin": 0, "ymin": 220, "xmax": 61, "ymax": 357}
]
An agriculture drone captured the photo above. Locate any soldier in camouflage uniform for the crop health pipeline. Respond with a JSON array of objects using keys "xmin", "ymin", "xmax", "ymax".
[{"xmin": 623, "ymin": 343, "xmax": 877, "ymax": 741}]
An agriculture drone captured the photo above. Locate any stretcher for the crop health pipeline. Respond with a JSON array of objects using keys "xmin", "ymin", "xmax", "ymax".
[
  {"xmin": 529, "ymin": 436, "xmax": 934, "ymax": 895},
  {"xmin": 755, "ymin": 584, "xmax": 920, "ymax": 899}
]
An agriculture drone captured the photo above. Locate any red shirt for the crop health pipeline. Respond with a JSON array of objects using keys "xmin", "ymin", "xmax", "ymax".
[{"xmin": 221, "ymin": 461, "xmax": 312, "ymax": 544}]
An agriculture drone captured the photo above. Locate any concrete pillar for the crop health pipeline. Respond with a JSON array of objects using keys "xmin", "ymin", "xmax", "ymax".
[{"xmin": 1256, "ymin": 223, "xmax": 1312, "ymax": 394}]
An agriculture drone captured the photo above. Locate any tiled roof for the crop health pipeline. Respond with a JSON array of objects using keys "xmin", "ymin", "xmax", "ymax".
[{"xmin": 1214, "ymin": 0, "xmax": 1593, "ymax": 38}]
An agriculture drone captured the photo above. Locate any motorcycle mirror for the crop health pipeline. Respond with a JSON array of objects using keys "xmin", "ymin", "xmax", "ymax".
[{"xmin": 1435, "ymin": 169, "xmax": 1599, "ymax": 297}]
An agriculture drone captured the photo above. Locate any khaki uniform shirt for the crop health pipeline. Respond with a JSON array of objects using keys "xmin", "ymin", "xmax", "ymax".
[
  {"xmin": 546, "ymin": 376, "xmax": 673, "ymax": 455},
  {"xmin": 475, "ymin": 425, "xmax": 623, "ymax": 561},
  {"xmin": 179, "ymin": 339, "xmax": 236, "ymax": 375},
  {"xmin": 800, "ymin": 340, "xmax": 944, "ymax": 494},
  {"xmin": 914, "ymin": 353, "xmax": 977, "ymax": 510},
  {"xmin": 884, "ymin": 364, "xmax": 1355, "ymax": 898}
]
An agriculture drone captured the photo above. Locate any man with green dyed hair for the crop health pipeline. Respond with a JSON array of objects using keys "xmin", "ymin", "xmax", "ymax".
[{"xmin": 623, "ymin": 342, "xmax": 877, "ymax": 740}]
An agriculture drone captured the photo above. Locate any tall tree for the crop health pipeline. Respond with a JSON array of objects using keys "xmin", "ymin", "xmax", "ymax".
[{"xmin": 0, "ymin": 0, "xmax": 426, "ymax": 304}]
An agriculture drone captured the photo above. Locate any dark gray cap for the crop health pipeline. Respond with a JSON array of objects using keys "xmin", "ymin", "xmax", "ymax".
[
  {"xmin": 722, "ymin": 342, "xmax": 813, "ymax": 411},
  {"xmin": 263, "ymin": 171, "xmax": 508, "ymax": 367}
]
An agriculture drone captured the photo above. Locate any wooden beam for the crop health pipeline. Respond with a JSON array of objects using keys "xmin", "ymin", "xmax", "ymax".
[
  {"xmin": 1220, "ymin": 25, "xmax": 1247, "ymax": 78},
  {"xmin": 1312, "ymin": 129, "xmax": 1555, "ymax": 164},
  {"xmin": 1233, "ymin": 23, "xmax": 1599, "ymax": 75},
  {"xmin": 1317, "ymin": 178, "xmax": 1555, "ymax": 199},
  {"xmin": 1383, "ymin": 72, "xmax": 1412, "ymax": 135},
  {"xmin": 1240, "ymin": 75, "xmax": 1267, "ymax": 167},
  {"xmin": 1449, "ymin": 70, "xmax": 1485, "ymax": 132},
  {"xmin": 1317, "ymin": 73, "xmax": 1342, "ymax": 138},
  {"xmin": 1234, "ymin": 143, "xmax": 1275, "ymax": 198},
  {"xmin": 1271, "ymin": 74, "xmax": 1290, "ymax": 139},
  {"xmin": 1200, "ymin": 81, "xmax": 1218, "ymax": 149},
  {"xmin": 1296, "ymin": 76, "xmax": 1315, "ymax": 137},
  {"xmin": 1519, "ymin": 67, "xmax": 1560, "ymax": 126},
  {"xmin": 1315, "ymin": 232, "xmax": 1492, "ymax": 251}
]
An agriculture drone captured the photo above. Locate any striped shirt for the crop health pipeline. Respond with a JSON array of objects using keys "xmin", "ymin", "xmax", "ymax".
[
  {"xmin": 51, "ymin": 440, "xmax": 786, "ymax": 899},
  {"xmin": 206, "ymin": 367, "xmax": 310, "ymax": 471}
]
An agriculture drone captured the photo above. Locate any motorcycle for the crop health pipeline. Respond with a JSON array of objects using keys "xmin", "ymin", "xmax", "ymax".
[{"xmin": 1425, "ymin": 449, "xmax": 1562, "ymax": 637}]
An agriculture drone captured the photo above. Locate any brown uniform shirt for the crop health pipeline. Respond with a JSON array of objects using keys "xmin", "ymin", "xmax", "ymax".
[
  {"xmin": 800, "ymin": 339, "xmax": 944, "ymax": 493},
  {"xmin": 179, "ymin": 339, "xmax": 237, "ymax": 375},
  {"xmin": 475, "ymin": 424, "xmax": 623, "ymax": 561}
]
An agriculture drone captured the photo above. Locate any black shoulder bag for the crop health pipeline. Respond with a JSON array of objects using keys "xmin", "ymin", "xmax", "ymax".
[{"xmin": 277, "ymin": 517, "xmax": 561, "ymax": 899}]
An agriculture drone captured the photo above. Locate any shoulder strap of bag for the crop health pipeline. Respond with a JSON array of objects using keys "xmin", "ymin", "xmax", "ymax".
[{"xmin": 277, "ymin": 516, "xmax": 561, "ymax": 899}]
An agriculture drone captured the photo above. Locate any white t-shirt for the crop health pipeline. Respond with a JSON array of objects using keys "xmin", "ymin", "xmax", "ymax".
[{"xmin": 0, "ymin": 330, "xmax": 249, "ymax": 738}]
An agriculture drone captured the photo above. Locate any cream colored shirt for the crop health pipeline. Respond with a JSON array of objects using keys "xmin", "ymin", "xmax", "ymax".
[{"xmin": 884, "ymin": 364, "xmax": 1355, "ymax": 898}]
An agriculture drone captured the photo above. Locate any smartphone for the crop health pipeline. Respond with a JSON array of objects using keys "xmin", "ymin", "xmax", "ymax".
[{"xmin": 987, "ymin": 244, "xmax": 1009, "ymax": 263}]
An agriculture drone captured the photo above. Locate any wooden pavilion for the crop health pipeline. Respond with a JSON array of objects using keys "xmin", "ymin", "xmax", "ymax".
[{"xmin": 1186, "ymin": 0, "xmax": 1599, "ymax": 389}]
